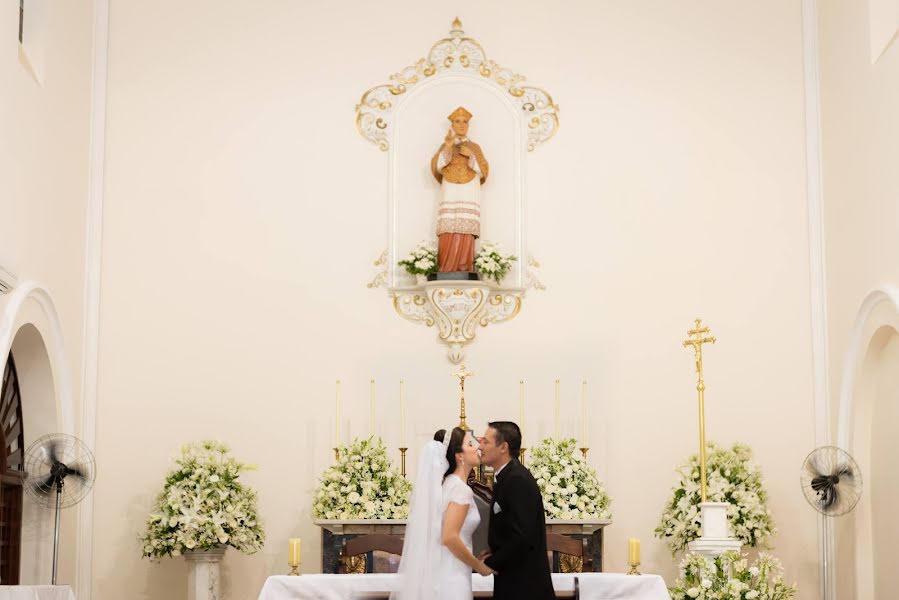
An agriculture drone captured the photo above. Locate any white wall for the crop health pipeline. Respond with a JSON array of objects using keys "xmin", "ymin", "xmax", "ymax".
[
  {"xmin": 0, "ymin": 0, "xmax": 94, "ymax": 589},
  {"xmin": 818, "ymin": 1, "xmax": 899, "ymax": 597},
  {"xmin": 94, "ymin": 1, "xmax": 819, "ymax": 599}
]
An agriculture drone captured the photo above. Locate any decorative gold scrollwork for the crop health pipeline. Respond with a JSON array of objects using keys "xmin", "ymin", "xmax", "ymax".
[
  {"xmin": 354, "ymin": 19, "xmax": 559, "ymax": 152},
  {"xmin": 560, "ymin": 554, "xmax": 583, "ymax": 573},
  {"xmin": 343, "ymin": 554, "xmax": 366, "ymax": 574}
]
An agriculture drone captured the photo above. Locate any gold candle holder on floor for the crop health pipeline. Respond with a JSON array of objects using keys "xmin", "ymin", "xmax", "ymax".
[
  {"xmin": 580, "ymin": 447, "xmax": 589, "ymax": 461},
  {"xmin": 399, "ymin": 447, "xmax": 408, "ymax": 477},
  {"xmin": 519, "ymin": 447, "xmax": 527, "ymax": 466},
  {"xmin": 333, "ymin": 447, "xmax": 341, "ymax": 462}
]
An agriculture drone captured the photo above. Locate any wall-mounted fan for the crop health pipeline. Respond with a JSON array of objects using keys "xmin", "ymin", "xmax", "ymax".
[
  {"xmin": 24, "ymin": 433, "xmax": 96, "ymax": 585},
  {"xmin": 800, "ymin": 445, "xmax": 862, "ymax": 600}
]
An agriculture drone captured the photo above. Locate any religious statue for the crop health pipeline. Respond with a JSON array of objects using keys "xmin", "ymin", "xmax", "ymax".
[{"xmin": 430, "ymin": 107, "xmax": 489, "ymax": 274}]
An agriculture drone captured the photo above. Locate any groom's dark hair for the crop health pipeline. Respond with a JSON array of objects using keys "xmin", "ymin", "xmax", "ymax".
[{"xmin": 488, "ymin": 421, "xmax": 521, "ymax": 459}]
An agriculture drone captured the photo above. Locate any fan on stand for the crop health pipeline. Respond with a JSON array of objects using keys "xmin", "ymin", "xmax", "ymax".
[
  {"xmin": 24, "ymin": 433, "xmax": 96, "ymax": 585},
  {"xmin": 800, "ymin": 445, "xmax": 862, "ymax": 600}
]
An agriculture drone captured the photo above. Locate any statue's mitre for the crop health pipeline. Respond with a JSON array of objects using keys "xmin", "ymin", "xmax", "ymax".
[{"xmin": 447, "ymin": 106, "xmax": 473, "ymax": 121}]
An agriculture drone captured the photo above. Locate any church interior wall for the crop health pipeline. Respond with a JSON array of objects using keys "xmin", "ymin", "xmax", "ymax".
[{"xmin": 91, "ymin": 1, "xmax": 821, "ymax": 599}]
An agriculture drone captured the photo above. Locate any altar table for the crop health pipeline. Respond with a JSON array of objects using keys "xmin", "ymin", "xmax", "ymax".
[
  {"xmin": 0, "ymin": 587, "xmax": 76, "ymax": 600},
  {"xmin": 258, "ymin": 573, "xmax": 669, "ymax": 600}
]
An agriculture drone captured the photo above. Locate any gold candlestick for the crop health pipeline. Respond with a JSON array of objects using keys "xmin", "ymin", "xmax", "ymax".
[
  {"xmin": 452, "ymin": 364, "xmax": 474, "ymax": 429},
  {"xmin": 399, "ymin": 447, "xmax": 408, "ymax": 477},
  {"xmin": 579, "ymin": 447, "xmax": 589, "ymax": 461},
  {"xmin": 519, "ymin": 447, "xmax": 527, "ymax": 466},
  {"xmin": 627, "ymin": 538, "xmax": 641, "ymax": 575},
  {"xmin": 333, "ymin": 447, "xmax": 341, "ymax": 462},
  {"xmin": 683, "ymin": 318, "xmax": 716, "ymax": 503},
  {"xmin": 288, "ymin": 563, "xmax": 300, "ymax": 576}
]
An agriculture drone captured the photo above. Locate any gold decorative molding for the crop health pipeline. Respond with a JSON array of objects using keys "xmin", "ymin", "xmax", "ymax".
[
  {"xmin": 393, "ymin": 281, "xmax": 523, "ymax": 363},
  {"xmin": 355, "ymin": 19, "xmax": 559, "ymax": 153},
  {"xmin": 366, "ymin": 249, "xmax": 389, "ymax": 289}
]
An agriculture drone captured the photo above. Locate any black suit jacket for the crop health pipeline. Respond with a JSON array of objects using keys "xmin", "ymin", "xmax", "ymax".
[{"xmin": 484, "ymin": 460, "xmax": 554, "ymax": 600}]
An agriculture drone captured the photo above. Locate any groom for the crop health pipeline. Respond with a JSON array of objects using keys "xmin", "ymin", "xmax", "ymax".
[{"xmin": 478, "ymin": 422, "xmax": 554, "ymax": 600}]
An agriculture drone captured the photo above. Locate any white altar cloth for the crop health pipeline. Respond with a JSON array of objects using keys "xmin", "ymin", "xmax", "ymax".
[
  {"xmin": 258, "ymin": 573, "xmax": 669, "ymax": 600},
  {"xmin": 0, "ymin": 586, "xmax": 75, "ymax": 600}
]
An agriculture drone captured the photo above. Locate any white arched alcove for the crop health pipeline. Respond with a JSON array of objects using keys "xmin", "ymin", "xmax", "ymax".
[
  {"xmin": 389, "ymin": 74, "xmax": 526, "ymax": 289},
  {"xmin": 0, "ymin": 281, "xmax": 77, "ymax": 584},
  {"xmin": 835, "ymin": 285, "xmax": 899, "ymax": 600}
]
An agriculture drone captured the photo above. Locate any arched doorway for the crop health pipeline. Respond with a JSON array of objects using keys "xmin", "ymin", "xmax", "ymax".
[{"xmin": 0, "ymin": 353, "xmax": 25, "ymax": 584}]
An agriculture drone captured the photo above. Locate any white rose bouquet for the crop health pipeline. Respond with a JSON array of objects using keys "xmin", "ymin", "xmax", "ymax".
[
  {"xmin": 140, "ymin": 441, "xmax": 264, "ymax": 558},
  {"xmin": 398, "ymin": 240, "xmax": 438, "ymax": 277},
  {"xmin": 669, "ymin": 550, "xmax": 797, "ymax": 600},
  {"xmin": 528, "ymin": 438, "xmax": 611, "ymax": 520},
  {"xmin": 656, "ymin": 442, "xmax": 776, "ymax": 554},
  {"xmin": 475, "ymin": 241, "xmax": 517, "ymax": 284},
  {"xmin": 313, "ymin": 437, "xmax": 411, "ymax": 519}
]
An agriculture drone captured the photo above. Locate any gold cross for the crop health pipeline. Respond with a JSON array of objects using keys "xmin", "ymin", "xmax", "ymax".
[
  {"xmin": 682, "ymin": 318, "xmax": 716, "ymax": 502},
  {"xmin": 453, "ymin": 364, "xmax": 473, "ymax": 429},
  {"xmin": 683, "ymin": 318, "xmax": 716, "ymax": 384}
]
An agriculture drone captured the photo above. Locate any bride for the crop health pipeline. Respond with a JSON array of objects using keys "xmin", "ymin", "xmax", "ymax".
[{"xmin": 392, "ymin": 427, "xmax": 495, "ymax": 600}]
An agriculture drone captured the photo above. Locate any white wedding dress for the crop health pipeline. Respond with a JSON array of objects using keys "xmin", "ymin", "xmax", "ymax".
[
  {"xmin": 437, "ymin": 474, "xmax": 481, "ymax": 600},
  {"xmin": 392, "ymin": 439, "xmax": 482, "ymax": 600}
]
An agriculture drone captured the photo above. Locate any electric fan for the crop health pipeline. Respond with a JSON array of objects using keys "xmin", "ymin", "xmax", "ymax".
[
  {"xmin": 800, "ymin": 445, "xmax": 862, "ymax": 600},
  {"xmin": 24, "ymin": 433, "xmax": 96, "ymax": 584}
]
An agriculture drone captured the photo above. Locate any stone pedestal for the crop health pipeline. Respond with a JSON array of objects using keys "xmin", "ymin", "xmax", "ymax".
[
  {"xmin": 184, "ymin": 547, "xmax": 226, "ymax": 600},
  {"xmin": 687, "ymin": 502, "xmax": 742, "ymax": 558}
]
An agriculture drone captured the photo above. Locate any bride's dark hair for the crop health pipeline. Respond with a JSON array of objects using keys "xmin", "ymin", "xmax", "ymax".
[{"xmin": 433, "ymin": 427, "xmax": 467, "ymax": 479}]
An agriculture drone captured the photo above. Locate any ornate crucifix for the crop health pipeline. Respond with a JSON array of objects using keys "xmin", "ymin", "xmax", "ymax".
[
  {"xmin": 683, "ymin": 318, "xmax": 716, "ymax": 502},
  {"xmin": 452, "ymin": 364, "xmax": 473, "ymax": 429}
]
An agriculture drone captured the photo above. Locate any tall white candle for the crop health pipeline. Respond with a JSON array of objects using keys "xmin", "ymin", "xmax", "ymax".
[
  {"xmin": 335, "ymin": 380, "xmax": 341, "ymax": 447},
  {"xmin": 554, "ymin": 379, "xmax": 560, "ymax": 439},
  {"xmin": 400, "ymin": 380, "xmax": 406, "ymax": 447},
  {"xmin": 519, "ymin": 380, "xmax": 525, "ymax": 440},
  {"xmin": 581, "ymin": 379, "xmax": 587, "ymax": 446},
  {"xmin": 370, "ymin": 379, "xmax": 376, "ymax": 437}
]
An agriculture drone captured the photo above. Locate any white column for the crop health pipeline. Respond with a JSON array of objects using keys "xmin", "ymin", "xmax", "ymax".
[{"xmin": 184, "ymin": 547, "xmax": 226, "ymax": 600}]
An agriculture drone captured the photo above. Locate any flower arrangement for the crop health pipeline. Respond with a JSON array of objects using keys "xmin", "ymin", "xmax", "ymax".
[
  {"xmin": 475, "ymin": 241, "xmax": 517, "ymax": 283},
  {"xmin": 398, "ymin": 240, "xmax": 438, "ymax": 277},
  {"xmin": 313, "ymin": 437, "xmax": 411, "ymax": 519},
  {"xmin": 527, "ymin": 438, "xmax": 612, "ymax": 520},
  {"xmin": 669, "ymin": 550, "xmax": 797, "ymax": 600},
  {"xmin": 140, "ymin": 441, "xmax": 265, "ymax": 558},
  {"xmin": 656, "ymin": 442, "xmax": 775, "ymax": 555}
]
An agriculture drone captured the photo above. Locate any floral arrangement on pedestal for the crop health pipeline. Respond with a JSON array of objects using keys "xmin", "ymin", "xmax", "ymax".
[
  {"xmin": 669, "ymin": 550, "xmax": 797, "ymax": 600},
  {"xmin": 527, "ymin": 438, "xmax": 611, "ymax": 519},
  {"xmin": 475, "ymin": 241, "xmax": 517, "ymax": 284},
  {"xmin": 398, "ymin": 240, "xmax": 438, "ymax": 280},
  {"xmin": 140, "ymin": 440, "xmax": 265, "ymax": 558},
  {"xmin": 656, "ymin": 442, "xmax": 776, "ymax": 555},
  {"xmin": 313, "ymin": 437, "xmax": 411, "ymax": 519}
]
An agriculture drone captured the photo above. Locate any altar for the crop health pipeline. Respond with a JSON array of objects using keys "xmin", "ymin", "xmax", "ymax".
[
  {"xmin": 258, "ymin": 573, "xmax": 669, "ymax": 600},
  {"xmin": 314, "ymin": 519, "xmax": 611, "ymax": 574}
]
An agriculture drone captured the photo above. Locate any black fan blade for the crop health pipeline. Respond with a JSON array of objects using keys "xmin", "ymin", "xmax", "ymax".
[
  {"xmin": 47, "ymin": 438, "xmax": 61, "ymax": 466},
  {"xmin": 33, "ymin": 473, "xmax": 56, "ymax": 493},
  {"xmin": 811, "ymin": 474, "xmax": 837, "ymax": 509}
]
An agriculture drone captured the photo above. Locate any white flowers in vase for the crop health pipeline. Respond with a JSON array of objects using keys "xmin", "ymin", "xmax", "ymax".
[
  {"xmin": 670, "ymin": 550, "xmax": 797, "ymax": 600},
  {"xmin": 140, "ymin": 441, "xmax": 265, "ymax": 558},
  {"xmin": 475, "ymin": 241, "xmax": 517, "ymax": 284},
  {"xmin": 656, "ymin": 442, "xmax": 776, "ymax": 555},
  {"xmin": 398, "ymin": 240, "xmax": 438, "ymax": 278},
  {"xmin": 528, "ymin": 438, "xmax": 611, "ymax": 520},
  {"xmin": 313, "ymin": 437, "xmax": 411, "ymax": 519}
]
